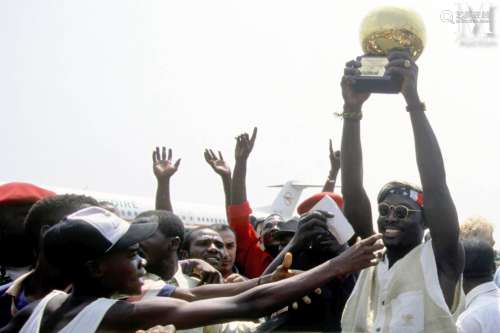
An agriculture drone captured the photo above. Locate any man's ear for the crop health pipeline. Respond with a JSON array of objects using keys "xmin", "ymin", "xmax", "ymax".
[
  {"xmin": 178, "ymin": 249, "xmax": 189, "ymax": 260},
  {"xmin": 170, "ymin": 236, "xmax": 181, "ymax": 251},
  {"xmin": 36, "ymin": 224, "xmax": 53, "ymax": 257},
  {"xmin": 85, "ymin": 260, "xmax": 104, "ymax": 279}
]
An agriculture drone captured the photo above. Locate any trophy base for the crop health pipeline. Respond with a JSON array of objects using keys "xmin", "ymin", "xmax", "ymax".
[
  {"xmin": 351, "ymin": 56, "xmax": 402, "ymax": 94},
  {"xmin": 351, "ymin": 76, "xmax": 402, "ymax": 94}
]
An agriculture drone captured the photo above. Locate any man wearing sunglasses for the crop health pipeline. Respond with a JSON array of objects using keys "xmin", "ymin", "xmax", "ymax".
[{"xmin": 339, "ymin": 49, "xmax": 465, "ymax": 333}]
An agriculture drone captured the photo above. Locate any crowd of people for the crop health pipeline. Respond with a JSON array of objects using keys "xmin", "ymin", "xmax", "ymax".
[{"xmin": 0, "ymin": 50, "xmax": 499, "ymax": 332}]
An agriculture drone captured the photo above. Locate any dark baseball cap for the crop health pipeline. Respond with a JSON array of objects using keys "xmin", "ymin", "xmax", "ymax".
[
  {"xmin": 273, "ymin": 217, "xmax": 299, "ymax": 240},
  {"xmin": 44, "ymin": 206, "xmax": 158, "ymax": 267}
]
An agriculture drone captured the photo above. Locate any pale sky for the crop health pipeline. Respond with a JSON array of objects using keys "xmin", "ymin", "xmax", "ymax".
[{"xmin": 2, "ymin": 1, "xmax": 500, "ymax": 246}]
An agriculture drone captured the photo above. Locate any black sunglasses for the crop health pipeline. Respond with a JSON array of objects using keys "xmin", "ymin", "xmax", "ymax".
[{"xmin": 378, "ymin": 203, "xmax": 420, "ymax": 219}]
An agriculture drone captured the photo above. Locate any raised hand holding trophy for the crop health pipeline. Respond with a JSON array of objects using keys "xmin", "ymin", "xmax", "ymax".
[{"xmin": 352, "ymin": 6, "xmax": 426, "ymax": 94}]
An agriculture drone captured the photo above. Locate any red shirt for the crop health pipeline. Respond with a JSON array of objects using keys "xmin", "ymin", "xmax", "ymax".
[{"xmin": 228, "ymin": 201, "xmax": 273, "ymax": 278}]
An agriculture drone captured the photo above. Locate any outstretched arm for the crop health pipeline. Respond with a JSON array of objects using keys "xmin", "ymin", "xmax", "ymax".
[
  {"xmin": 322, "ymin": 139, "xmax": 341, "ymax": 192},
  {"xmin": 153, "ymin": 147, "xmax": 181, "ymax": 212},
  {"xmin": 263, "ymin": 211, "xmax": 334, "ymax": 274},
  {"xmin": 340, "ymin": 60, "xmax": 374, "ymax": 239},
  {"xmin": 204, "ymin": 149, "xmax": 232, "ymax": 212},
  {"xmin": 111, "ymin": 233, "xmax": 383, "ymax": 331},
  {"xmin": 230, "ymin": 127, "xmax": 257, "ymax": 206},
  {"xmin": 172, "ymin": 252, "xmax": 296, "ymax": 301},
  {"xmin": 386, "ymin": 50, "xmax": 463, "ymax": 298}
]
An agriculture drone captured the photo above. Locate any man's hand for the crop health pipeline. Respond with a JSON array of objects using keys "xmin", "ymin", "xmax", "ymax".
[
  {"xmin": 268, "ymin": 253, "xmax": 320, "ymax": 309},
  {"xmin": 270, "ymin": 252, "xmax": 301, "ymax": 282},
  {"xmin": 179, "ymin": 259, "xmax": 223, "ymax": 285},
  {"xmin": 204, "ymin": 149, "xmax": 231, "ymax": 178},
  {"xmin": 153, "ymin": 147, "xmax": 181, "ymax": 180},
  {"xmin": 328, "ymin": 139, "xmax": 341, "ymax": 174},
  {"xmin": 224, "ymin": 273, "xmax": 248, "ymax": 283},
  {"xmin": 234, "ymin": 127, "xmax": 257, "ymax": 161},
  {"xmin": 289, "ymin": 211, "xmax": 331, "ymax": 251},
  {"xmin": 385, "ymin": 49, "xmax": 420, "ymax": 105},
  {"xmin": 341, "ymin": 59, "xmax": 371, "ymax": 110},
  {"xmin": 136, "ymin": 325, "xmax": 175, "ymax": 333},
  {"xmin": 333, "ymin": 233, "xmax": 384, "ymax": 275}
]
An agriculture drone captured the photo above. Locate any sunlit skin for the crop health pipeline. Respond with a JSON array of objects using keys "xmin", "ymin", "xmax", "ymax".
[
  {"xmin": 139, "ymin": 230, "xmax": 178, "ymax": 281},
  {"xmin": 339, "ymin": 49, "xmax": 464, "ymax": 311},
  {"xmin": 217, "ymin": 229, "xmax": 237, "ymax": 276},
  {"xmin": 97, "ymin": 244, "xmax": 147, "ymax": 296},
  {"xmin": 257, "ymin": 216, "xmax": 281, "ymax": 248},
  {"xmin": 0, "ymin": 230, "xmax": 385, "ymax": 333},
  {"xmin": 376, "ymin": 193, "xmax": 424, "ymax": 252},
  {"xmin": 188, "ymin": 228, "xmax": 227, "ymax": 271}
]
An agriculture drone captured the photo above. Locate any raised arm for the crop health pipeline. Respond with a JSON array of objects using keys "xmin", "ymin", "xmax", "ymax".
[
  {"xmin": 340, "ymin": 60, "xmax": 375, "ymax": 238},
  {"xmin": 322, "ymin": 139, "xmax": 341, "ymax": 192},
  {"xmin": 204, "ymin": 149, "xmax": 232, "ymax": 211},
  {"xmin": 230, "ymin": 127, "xmax": 257, "ymax": 206},
  {"xmin": 153, "ymin": 147, "xmax": 181, "ymax": 212},
  {"xmin": 113, "ymin": 233, "xmax": 383, "ymax": 331},
  {"xmin": 385, "ymin": 51, "xmax": 463, "ymax": 280}
]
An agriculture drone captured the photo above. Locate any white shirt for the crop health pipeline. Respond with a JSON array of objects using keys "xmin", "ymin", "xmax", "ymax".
[
  {"xmin": 457, "ymin": 281, "xmax": 500, "ymax": 333},
  {"xmin": 494, "ymin": 267, "xmax": 500, "ymax": 288}
]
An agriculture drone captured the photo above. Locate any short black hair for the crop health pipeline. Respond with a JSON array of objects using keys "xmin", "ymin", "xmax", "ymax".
[
  {"xmin": 181, "ymin": 226, "xmax": 214, "ymax": 254},
  {"xmin": 24, "ymin": 194, "xmax": 99, "ymax": 257},
  {"xmin": 135, "ymin": 210, "xmax": 185, "ymax": 243},
  {"xmin": 0, "ymin": 203, "xmax": 35, "ymax": 267},
  {"xmin": 463, "ymin": 238, "xmax": 496, "ymax": 279},
  {"xmin": 208, "ymin": 223, "xmax": 234, "ymax": 234}
]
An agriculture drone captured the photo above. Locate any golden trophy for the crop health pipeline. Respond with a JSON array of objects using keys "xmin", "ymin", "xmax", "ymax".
[{"xmin": 352, "ymin": 6, "xmax": 426, "ymax": 93}]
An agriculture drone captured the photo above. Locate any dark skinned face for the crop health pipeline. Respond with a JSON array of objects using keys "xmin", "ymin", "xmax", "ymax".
[
  {"xmin": 217, "ymin": 229, "xmax": 236, "ymax": 275},
  {"xmin": 306, "ymin": 225, "xmax": 344, "ymax": 260},
  {"xmin": 258, "ymin": 215, "xmax": 281, "ymax": 249},
  {"xmin": 188, "ymin": 229, "xmax": 226, "ymax": 270},
  {"xmin": 377, "ymin": 194, "xmax": 425, "ymax": 251},
  {"xmin": 292, "ymin": 215, "xmax": 346, "ymax": 270},
  {"xmin": 139, "ymin": 230, "xmax": 177, "ymax": 280},
  {"xmin": 97, "ymin": 244, "xmax": 146, "ymax": 296}
]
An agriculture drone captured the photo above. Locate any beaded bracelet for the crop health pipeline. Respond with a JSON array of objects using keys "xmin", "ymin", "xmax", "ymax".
[{"xmin": 335, "ymin": 110, "xmax": 363, "ymax": 120}]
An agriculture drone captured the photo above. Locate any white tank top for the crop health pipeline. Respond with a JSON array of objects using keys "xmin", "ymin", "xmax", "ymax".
[{"xmin": 19, "ymin": 290, "xmax": 118, "ymax": 333}]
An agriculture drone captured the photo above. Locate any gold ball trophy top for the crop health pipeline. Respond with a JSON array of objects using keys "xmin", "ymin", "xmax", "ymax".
[{"xmin": 354, "ymin": 6, "xmax": 427, "ymax": 93}]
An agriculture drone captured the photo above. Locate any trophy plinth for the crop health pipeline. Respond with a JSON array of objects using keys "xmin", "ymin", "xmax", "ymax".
[
  {"xmin": 352, "ymin": 56, "xmax": 402, "ymax": 93},
  {"xmin": 352, "ymin": 7, "xmax": 426, "ymax": 94}
]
